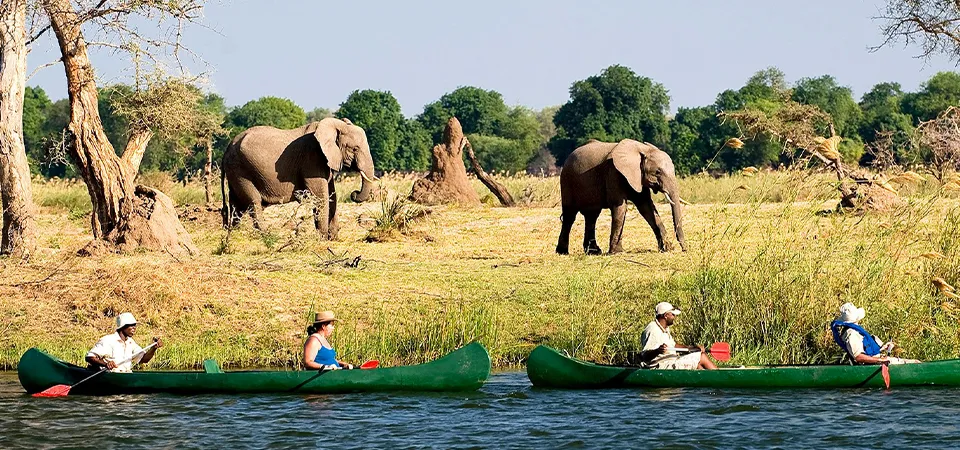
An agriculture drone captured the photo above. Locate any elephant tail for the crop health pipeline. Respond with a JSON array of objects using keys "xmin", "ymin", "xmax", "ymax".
[{"xmin": 220, "ymin": 155, "xmax": 230, "ymax": 228}]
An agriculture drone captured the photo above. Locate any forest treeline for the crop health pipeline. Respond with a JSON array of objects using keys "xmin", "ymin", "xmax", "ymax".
[{"xmin": 21, "ymin": 65, "xmax": 960, "ymax": 178}]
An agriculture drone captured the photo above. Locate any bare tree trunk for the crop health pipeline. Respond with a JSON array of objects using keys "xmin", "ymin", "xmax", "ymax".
[
  {"xmin": 204, "ymin": 139, "xmax": 213, "ymax": 204},
  {"xmin": 0, "ymin": 0, "xmax": 36, "ymax": 260},
  {"xmin": 463, "ymin": 138, "xmax": 515, "ymax": 207},
  {"xmin": 410, "ymin": 117, "xmax": 480, "ymax": 205},
  {"xmin": 43, "ymin": 0, "xmax": 196, "ymax": 256}
]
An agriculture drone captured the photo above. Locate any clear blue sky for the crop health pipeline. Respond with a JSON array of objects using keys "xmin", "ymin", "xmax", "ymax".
[{"xmin": 26, "ymin": 0, "xmax": 957, "ymax": 117}]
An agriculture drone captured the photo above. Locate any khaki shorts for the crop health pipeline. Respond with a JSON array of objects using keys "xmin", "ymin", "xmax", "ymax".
[{"xmin": 650, "ymin": 352, "xmax": 701, "ymax": 370}]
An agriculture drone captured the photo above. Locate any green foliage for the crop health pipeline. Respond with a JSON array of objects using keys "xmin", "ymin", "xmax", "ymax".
[
  {"xmin": 549, "ymin": 65, "xmax": 670, "ymax": 165},
  {"xmin": 468, "ymin": 135, "xmax": 527, "ymax": 173},
  {"xmin": 791, "ymin": 75, "xmax": 863, "ymax": 137},
  {"xmin": 668, "ymin": 106, "xmax": 718, "ymax": 175},
  {"xmin": 902, "ymin": 72, "xmax": 960, "ymax": 122},
  {"xmin": 225, "ymin": 96, "xmax": 305, "ymax": 134},
  {"xmin": 305, "ymin": 107, "xmax": 333, "ymax": 122},
  {"xmin": 858, "ymin": 82, "xmax": 916, "ymax": 164},
  {"xmin": 337, "ymin": 90, "xmax": 405, "ymax": 170},
  {"xmin": 396, "ymin": 119, "xmax": 432, "ymax": 171},
  {"xmin": 23, "ymin": 87, "xmax": 51, "ymax": 158}
]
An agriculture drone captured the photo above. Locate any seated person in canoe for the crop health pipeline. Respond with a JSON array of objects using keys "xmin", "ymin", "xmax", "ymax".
[
  {"xmin": 831, "ymin": 302, "xmax": 919, "ymax": 365},
  {"xmin": 638, "ymin": 302, "xmax": 717, "ymax": 370},
  {"xmin": 85, "ymin": 313, "xmax": 161, "ymax": 372},
  {"xmin": 303, "ymin": 311, "xmax": 354, "ymax": 370}
]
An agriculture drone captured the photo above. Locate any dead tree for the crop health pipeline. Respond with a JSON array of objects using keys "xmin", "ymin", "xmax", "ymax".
[
  {"xmin": 876, "ymin": 0, "xmax": 960, "ymax": 61},
  {"xmin": 410, "ymin": 117, "xmax": 480, "ymax": 205},
  {"xmin": 0, "ymin": 0, "xmax": 36, "ymax": 260},
  {"xmin": 915, "ymin": 106, "xmax": 960, "ymax": 182},
  {"xmin": 41, "ymin": 0, "xmax": 201, "ymax": 255},
  {"xmin": 464, "ymin": 138, "xmax": 515, "ymax": 207}
]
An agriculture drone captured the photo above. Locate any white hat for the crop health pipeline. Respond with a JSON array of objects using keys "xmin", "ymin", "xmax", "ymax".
[
  {"xmin": 837, "ymin": 303, "xmax": 865, "ymax": 323},
  {"xmin": 116, "ymin": 312, "xmax": 137, "ymax": 329},
  {"xmin": 655, "ymin": 302, "xmax": 681, "ymax": 316}
]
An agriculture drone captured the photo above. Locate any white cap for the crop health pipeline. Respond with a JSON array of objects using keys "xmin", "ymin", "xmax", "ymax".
[
  {"xmin": 116, "ymin": 312, "xmax": 137, "ymax": 329},
  {"xmin": 838, "ymin": 303, "xmax": 865, "ymax": 323},
  {"xmin": 655, "ymin": 302, "xmax": 681, "ymax": 316}
]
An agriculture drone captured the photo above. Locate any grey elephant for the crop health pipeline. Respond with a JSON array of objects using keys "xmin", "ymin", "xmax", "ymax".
[
  {"xmin": 556, "ymin": 139, "xmax": 685, "ymax": 254},
  {"xmin": 221, "ymin": 117, "xmax": 376, "ymax": 239}
]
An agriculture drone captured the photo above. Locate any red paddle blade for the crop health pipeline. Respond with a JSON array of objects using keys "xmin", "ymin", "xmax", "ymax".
[
  {"xmin": 33, "ymin": 384, "xmax": 71, "ymax": 398},
  {"xmin": 708, "ymin": 342, "xmax": 731, "ymax": 362},
  {"xmin": 359, "ymin": 360, "xmax": 379, "ymax": 369},
  {"xmin": 881, "ymin": 363, "xmax": 891, "ymax": 389}
]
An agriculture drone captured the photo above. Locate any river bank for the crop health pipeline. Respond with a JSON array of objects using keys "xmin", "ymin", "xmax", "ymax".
[{"xmin": 1, "ymin": 172, "xmax": 958, "ymax": 370}]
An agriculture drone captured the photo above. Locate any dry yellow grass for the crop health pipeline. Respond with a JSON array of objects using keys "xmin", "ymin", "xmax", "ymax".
[{"xmin": 2, "ymin": 170, "xmax": 960, "ymax": 369}]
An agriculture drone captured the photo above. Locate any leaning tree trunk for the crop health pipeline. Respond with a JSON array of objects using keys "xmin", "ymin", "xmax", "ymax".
[
  {"xmin": 410, "ymin": 117, "xmax": 480, "ymax": 205},
  {"xmin": 463, "ymin": 138, "xmax": 515, "ymax": 207},
  {"xmin": 43, "ymin": 0, "xmax": 196, "ymax": 256},
  {"xmin": 0, "ymin": 0, "xmax": 36, "ymax": 260}
]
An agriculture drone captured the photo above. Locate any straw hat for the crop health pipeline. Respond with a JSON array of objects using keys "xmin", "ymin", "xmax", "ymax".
[
  {"xmin": 313, "ymin": 311, "xmax": 338, "ymax": 324},
  {"xmin": 838, "ymin": 302, "xmax": 865, "ymax": 323}
]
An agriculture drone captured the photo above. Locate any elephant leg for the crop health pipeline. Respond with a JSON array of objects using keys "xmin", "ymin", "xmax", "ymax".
[
  {"xmin": 227, "ymin": 190, "xmax": 244, "ymax": 228},
  {"xmin": 327, "ymin": 181, "xmax": 339, "ymax": 240},
  {"xmin": 608, "ymin": 203, "xmax": 627, "ymax": 254},
  {"xmin": 231, "ymin": 178, "xmax": 262, "ymax": 229},
  {"xmin": 305, "ymin": 178, "xmax": 330, "ymax": 239},
  {"xmin": 556, "ymin": 206, "xmax": 577, "ymax": 254},
  {"xmin": 634, "ymin": 190, "xmax": 669, "ymax": 252},
  {"xmin": 582, "ymin": 209, "xmax": 602, "ymax": 255}
]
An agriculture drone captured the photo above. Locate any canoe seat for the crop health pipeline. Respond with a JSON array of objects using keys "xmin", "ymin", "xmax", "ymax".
[{"xmin": 203, "ymin": 359, "xmax": 223, "ymax": 374}]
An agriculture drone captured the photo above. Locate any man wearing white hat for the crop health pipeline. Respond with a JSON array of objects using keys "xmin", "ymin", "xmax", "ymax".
[
  {"xmin": 85, "ymin": 313, "xmax": 162, "ymax": 373},
  {"xmin": 831, "ymin": 303, "xmax": 919, "ymax": 365},
  {"xmin": 638, "ymin": 302, "xmax": 717, "ymax": 370}
]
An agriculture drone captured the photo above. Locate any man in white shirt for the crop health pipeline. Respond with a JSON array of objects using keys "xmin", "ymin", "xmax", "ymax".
[
  {"xmin": 86, "ymin": 313, "xmax": 162, "ymax": 372},
  {"xmin": 639, "ymin": 302, "xmax": 717, "ymax": 370}
]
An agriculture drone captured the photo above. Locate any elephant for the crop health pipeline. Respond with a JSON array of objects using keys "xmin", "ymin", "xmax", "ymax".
[
  {"xmin": 556, "ymin": 139, "xmax": 686, "ymax": 255},
  {"xmin": 221, "ymin": 117, "xmax": 376, "ymax": 239}
]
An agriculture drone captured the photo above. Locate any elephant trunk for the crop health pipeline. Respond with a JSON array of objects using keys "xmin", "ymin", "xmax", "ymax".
[
  {"xmin": 350, "ymin": 148, "xmax": 376, "ymax": 203},
  {"xmin": 664, "ymin": 180, "xmax": 686, "ymax": 251}
]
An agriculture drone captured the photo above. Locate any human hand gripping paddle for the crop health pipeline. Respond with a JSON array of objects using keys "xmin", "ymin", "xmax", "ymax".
[
  {"xmin": 668, "ymin": 342, "xmax": 731, "ymax": 362},
  {"xmin": 33, "ymin": 342, "xmax": 158, "ymax": 398}
]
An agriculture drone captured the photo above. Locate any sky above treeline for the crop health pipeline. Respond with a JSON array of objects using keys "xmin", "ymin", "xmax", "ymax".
[{"xmin": 26, "ymin": 0, "xmax": 958, "ymax": 116}]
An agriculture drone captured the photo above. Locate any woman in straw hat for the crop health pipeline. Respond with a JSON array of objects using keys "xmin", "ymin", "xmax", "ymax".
[
  {"xmin": 303, "ymin": 311, "xmax": 354, "ymax": 370},
  {"xmin": 830, "ymin": 302, "xmax": 919, "ymax": 365}
]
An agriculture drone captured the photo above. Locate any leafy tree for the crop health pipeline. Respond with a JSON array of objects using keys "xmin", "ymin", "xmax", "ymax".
[
  {"xmin": 226, "ymin": 96, "xmax": 305, "ymax": 134},
  {"xmin": 306, "ymin": 107, "xmax": 333, "ymax": 122},
  {"xmin": 791, "ymin": 76, "xmax": 865, "ymax": 162},
  {"xmin": 858, "ymin": 82, "xmax": 915, "ymax": 164},
  {"xmin": 396, "ymin": 119, "xmax": 431, "ymax": 171},
  {"xmin": 668, "ymin": 106, "xmax": 719, "ymax": 175},
  {"xmin": 902, "ymin": 72, "xmax": 960, "ymax": 122},
  {"xmin": 22, "ymin": 86, "xmax": 51, "ymax": 160},
  {"xmin": 549, "ymin": 65, "xmax": 670, "ymax": 165},
  {"xmin": 337, "ymin": 90, "xmax": 404, "ymax": 170}
]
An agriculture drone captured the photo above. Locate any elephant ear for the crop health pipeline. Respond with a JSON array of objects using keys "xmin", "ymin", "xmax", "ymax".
[
  {"xmin": 611, "ymin": 139, "xmax": 651, "ymax": 193},
  {"xmin": 313, "ymin": 118, "xmax": 343, "ymax": 171}
]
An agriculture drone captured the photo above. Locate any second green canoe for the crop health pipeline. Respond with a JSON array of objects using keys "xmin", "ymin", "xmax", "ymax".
[
  {"xmin": 527, "ymin": 345, "xmax": 960, "ymax": 389},
  {"xmin": 19, "ymin": 342, "xmax": 491, "ymax": 395}
]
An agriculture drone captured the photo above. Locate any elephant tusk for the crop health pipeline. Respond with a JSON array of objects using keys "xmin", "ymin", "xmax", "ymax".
[
  {"xmin": 662, "ymin": 191, "xmax": 676, "ymax": 205},
  {"xmin": 679, "ymin": 196, "xmax": 691, "ymax": 206},
  {"xmin": 360, "ymin": 170, "xmax": 380, "ymax": 183}
]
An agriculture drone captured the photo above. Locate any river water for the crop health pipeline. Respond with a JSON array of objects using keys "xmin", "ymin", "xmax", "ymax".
[{"xmin": 2, "ymin": 371, "xmax": 960, "ymax": 449}]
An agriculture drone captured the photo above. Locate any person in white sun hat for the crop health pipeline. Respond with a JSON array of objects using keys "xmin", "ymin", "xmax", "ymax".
[
  {"xmin": 830, "ymin": 302, "xmax": 919, "ymax": 365},
  {"xmin": 85, "ymin": 313, "xmax": 162, "ymax": 372},
  {"xmin": 638, "ymin": 302, "xmax": 717, "ymax": 370}
]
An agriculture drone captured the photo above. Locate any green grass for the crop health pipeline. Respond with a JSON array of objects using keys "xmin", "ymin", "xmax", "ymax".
[{"xmin": 3, "ymin": 170, "xmax": 959, "ymax": 370}]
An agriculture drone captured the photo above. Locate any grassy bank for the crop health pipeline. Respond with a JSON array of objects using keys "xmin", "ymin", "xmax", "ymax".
[{"xmin": 3, "ymin": 171, "xmax": 959, "ymax": 370}]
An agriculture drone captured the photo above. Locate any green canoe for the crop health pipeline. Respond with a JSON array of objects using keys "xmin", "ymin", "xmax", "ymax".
[
  {"xmin": 527, "ymin": 345, "xmax": 960, "ymax": 389},
  {"xmin": 18, "ymin": 342, "xmax": 491, "ymax": 395}
]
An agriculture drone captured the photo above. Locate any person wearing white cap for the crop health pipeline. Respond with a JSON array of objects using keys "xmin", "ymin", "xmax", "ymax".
[
  {"xmin": 85, "ymin": 312, "xmax": 162, "ymax": 373},
  {"xmin": 638, "ymin": 302, "xmax": 717, "ymax": 370},
  {"xmin": 830, "ymin": 303, "xmax": 919, "ymax": 365}
]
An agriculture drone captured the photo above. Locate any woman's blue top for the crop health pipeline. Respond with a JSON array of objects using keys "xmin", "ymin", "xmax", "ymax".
[{"xmin": 314, "ymin": 344, "xmax": 338, "ymax": 367}]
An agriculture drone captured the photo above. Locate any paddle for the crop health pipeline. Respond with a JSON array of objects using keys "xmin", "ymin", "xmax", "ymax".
[
  {"xmin": 670, "ymin": 342, "xmax": 731, "ymax": 362},
  {"xmin": 359, "ymin": 360, "xmax": 379, "ymax": 369},
  {"xmin": 881, "ymin": 361, "xmax": 891, "ymax": 389},
  {"xmin": 33, "ymin": 342, "xmax": 158, "ymax": 398}
]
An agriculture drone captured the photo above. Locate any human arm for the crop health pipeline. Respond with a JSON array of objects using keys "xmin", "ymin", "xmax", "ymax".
[
  {"xmin": 638, "ymin": 344, "xmax": 668, "ymax": 364},
  {"xmin": 854, "ymin": 353, "xmax": 889, "ymax": 364},
  {"xmin": 85, "ymin": 354, "xmax": 118, "ymax": 370},
  {"xmin": 138, "ymin": 338, "xmax": 162, "ymax": 365},
  {"xmin": 302, "ymin": 336, "xmax": 325, "ymax": 370}
]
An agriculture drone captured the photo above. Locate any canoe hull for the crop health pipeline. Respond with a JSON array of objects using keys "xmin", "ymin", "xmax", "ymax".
[
  {"xmin": 526, "ymin": 345, "xmax": 960, "ymax": 389},
  {"xmin": 19, "ymin": 343, "xmax": 491, "ymax": 395}
]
